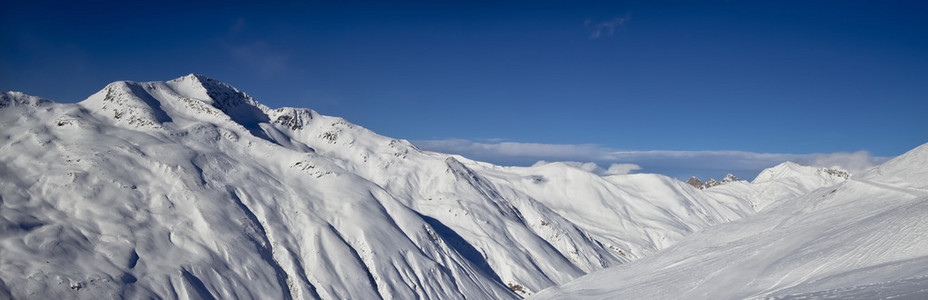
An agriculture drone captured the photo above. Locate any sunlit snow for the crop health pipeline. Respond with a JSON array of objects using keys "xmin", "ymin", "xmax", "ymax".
[{"xmin": 1, "ymin": 75, "xmax": 924, "ymax": 299}]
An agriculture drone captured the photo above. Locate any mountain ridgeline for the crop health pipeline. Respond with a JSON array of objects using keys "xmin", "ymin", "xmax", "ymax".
[
  {"xmin": 685, "ymin": 173, "xmax": 742, "ymax": 190},
  {"xmin": 535, "ymin": 144, "xmax": 928, "ymax": 299},
  {"xmin": 0, "ymin": 75, "xmax": 920, "ymax": 299}
]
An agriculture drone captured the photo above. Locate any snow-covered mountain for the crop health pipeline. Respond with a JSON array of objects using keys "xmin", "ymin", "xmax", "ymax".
[
  {"xmin": 0, "ymin": 74, "xmax": 914, "ymax": 299},
  {"xmin": 534, "ymin": 143, "xmax": 928, "ymax": 299}
]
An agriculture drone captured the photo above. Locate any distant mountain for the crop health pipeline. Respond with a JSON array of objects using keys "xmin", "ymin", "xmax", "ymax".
[
  {"xmin": 0, "ymin": 75, "xmax": 884, "ymax": 299},
  {"xmin": 685, "ymin": 173, "xmax": 742, "ymax": 189},
  {"xmin": 534, "ymin": 142, "xmax": 928, "ymax": 299},
  {"xmin": 721, "ymin": 173, "xmax": 740, "ymax": 183},
  {"xmin": 686, "ymin": 176, "xmax": 705, "ymax": 189}
]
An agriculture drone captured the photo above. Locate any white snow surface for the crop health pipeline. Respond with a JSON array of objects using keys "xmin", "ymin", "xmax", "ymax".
[
  {"xmin": 0, "ymin": 74, "xmax": 919, "ymax": 299},
  {"xmin": 533, "ymin": 143, "xmax": 928, "ymax": 299}
]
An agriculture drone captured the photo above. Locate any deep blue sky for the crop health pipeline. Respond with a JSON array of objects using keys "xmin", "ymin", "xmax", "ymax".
[{"xmin": 2, "ymin": 1, "xmax": 926, "ymax": 177}]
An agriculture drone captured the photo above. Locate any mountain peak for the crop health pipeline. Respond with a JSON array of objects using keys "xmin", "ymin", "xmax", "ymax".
[
  {"xmin": 752, "ymin": 161, "xmax": 849, "ymax": 186},
  {"xmin": 170, "ymin": 74, "xmax": 266, "ymax": 114},
  {"xmin": 79, "ymin": 80, "xmax": 172, "ymax": 128},
  {"xmin": 74, "ymin": 74, "xmax": 273, "ymax": 133},
  {"xmin": 1, "ymin": 91, "xmax": 52, "ymax": 109},
  {"xmin": 721, "ymin": 173, "xmax": 740, "ymax": 183},
  {"xmin": 686, "ymin": 174, "xmax": 740, "ymax": 189},
  {"xmin": 166, "ymin": 73, "xmax": 245, "ymax": 103},
  {"xmin": 686, "ymin": 176, "xmax": 705, "ymax": 189},
  {"xmin": 179, "ymin": 73, "xmax": 210, "ymax": 81},
  {"xmin": 167, "ymin": 73, "xmax": 220, "ymax": 86},
  {"xmin": 752, "ymin": 161, "xmax": 804, "ymax": 183},
  {"xmin": 4, "ymin": 74, "xmax": 926, "ymax": 300}
]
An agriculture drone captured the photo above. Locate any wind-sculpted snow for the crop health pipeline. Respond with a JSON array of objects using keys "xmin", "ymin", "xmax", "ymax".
[
  {"xmin": 0, "ymin": 74, "xmax": 877, "ymax": 299},
  {"xmin": 533, "ymin": 144, "xmax": 928, "ymax": 299}
]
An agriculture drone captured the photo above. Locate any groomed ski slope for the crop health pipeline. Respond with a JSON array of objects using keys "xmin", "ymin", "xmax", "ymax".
[{"xmin": 534, "ymin": 143, "xmax": 928, "ymax": 299}]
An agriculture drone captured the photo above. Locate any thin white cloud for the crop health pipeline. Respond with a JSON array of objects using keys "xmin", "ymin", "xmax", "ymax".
[
  {"xmin": 605, "ymin": 163, "xmax": 642, "ymax": 175},
  {"xmin": 412, "ymin": 139, "xmax": 890, "ymax": 180},
  {"xmin": 225, "ymin": 18, "xmax": 290, "ymax": 76},
  {"xmin": 533, "ymin": 161, "xmax": 604, "ymax": 174},
  {"xmin": 416, "ymin": 138, "xmax": 608, "ymax": 161},
  {"xmin": 230, "ymin": 17, "xmax": 247, "ymax": 34},
  {"xmin": 806, "ymin": 151, "xmax": 877, "ymax": 174},
  {"xmin": 586, "ymin": 15, "xmax": 630, "ymax": 39},
  {"xmin": 229, "ymin": 41, "xmax": 290, "ymax": 76}
]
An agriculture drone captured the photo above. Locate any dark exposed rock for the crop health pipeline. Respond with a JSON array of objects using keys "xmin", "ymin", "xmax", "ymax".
[{"xmin": 686, "ymin": 177, "xmax": 705, "ymax": 189}]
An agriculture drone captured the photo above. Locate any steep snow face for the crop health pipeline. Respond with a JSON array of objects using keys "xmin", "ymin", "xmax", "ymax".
[
  {"xmin": 533, "ymin": 144, "xmax": 928, "ymax": 299},
  {"xmin": 0, "ymin": 75, "xmax": 869, "ymax": 299},
  {"xmin": 1, "ymin": 79, "xmax": 515, "ymax": 299},
  {"xmin": 1, "ymin": 88, "xmax": 514, "ymax": 299}
]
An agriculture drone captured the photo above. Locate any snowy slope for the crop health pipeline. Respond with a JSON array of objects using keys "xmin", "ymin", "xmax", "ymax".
[
  {"xmin": 861, "ymin": 142, "xmax": 928, "ymax": 189},
  {"xmin": 704, "ymin": 162, "xmax": 850, "ymax": 212},
  {"xmin": 533, "ymin": 142, "xmax": 928, "ymax": 299},
  {"xmin": 0, "ymin": 74, "xmax": 868, "ymax": 299},
  {"xmin": 1, "ymin": 80, "xmax": 516, "ymax": 299}
]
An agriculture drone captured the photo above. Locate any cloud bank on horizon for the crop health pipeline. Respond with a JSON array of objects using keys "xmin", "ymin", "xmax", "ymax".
[{"xmin": 414, "ymin": 139, "xmax": 889, "ymax": 180}]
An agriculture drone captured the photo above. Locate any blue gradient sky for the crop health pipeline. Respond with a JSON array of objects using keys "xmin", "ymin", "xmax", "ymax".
[{"xmin": 2, "ymin": 1, "xmax": 926, "ymax": 177}]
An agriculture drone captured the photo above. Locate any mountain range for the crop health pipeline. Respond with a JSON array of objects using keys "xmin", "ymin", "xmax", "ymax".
[{"xmin": 1, "ymin": 74, "xmax": 924, "ymax": 299}]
